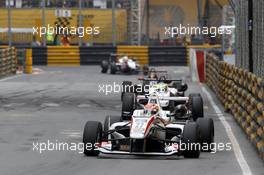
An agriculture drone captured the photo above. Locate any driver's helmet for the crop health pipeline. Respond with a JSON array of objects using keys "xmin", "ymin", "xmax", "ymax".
[
  {"xmin": 148, "ymin": 68, "xmax": 157, "ymax": 79},
  {"xmin": 154, "ymin": 83, "xmax": 168, "ymax": 93},
  {"xmin": 119, "ymin": 56, "xmax": 128, "ymax": 64},
  {"xmin": 123, "ymin": 56, "xmax": 128, "ymax": 63},
  {"xmin": 144, "ymin": 103, "xmax": 159, "ymax": 115}
]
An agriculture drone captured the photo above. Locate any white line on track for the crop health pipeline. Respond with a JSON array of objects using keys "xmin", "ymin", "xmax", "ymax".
[
  {"xmin": 202, "ymin": 86, "xmax": 253, "ymax": 175},
  {"xmin": 0, "ymin": 74, "xmax": 20, "ymax": 82},
  {"xmin": 61, "ymin": 130, "xmax": 82, "ymax": 138}
]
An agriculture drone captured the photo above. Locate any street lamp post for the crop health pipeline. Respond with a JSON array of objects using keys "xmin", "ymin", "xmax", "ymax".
[
  {"xmin": 112, "ymin": 0, "xmax": 116, "ymax": 46},
  {"xmin": 7, "ymin": 0, "xmax": 12, "ymax": 46},
  {"xmin": 42, "ymin": 0, "xmax": 46, "ymax": 46}
]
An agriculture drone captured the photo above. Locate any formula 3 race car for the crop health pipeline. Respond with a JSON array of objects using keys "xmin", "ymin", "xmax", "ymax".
[
  {"xmin": 83, "ymin": 94, "xmax": 214, "ymax": 158},
  {"xmin": 101, "ymin": 53, "xmax": 149, "ymax": 75},
  {"xmin": 120, "ymin": 76, "xmax": 188, "ymax": 112}
]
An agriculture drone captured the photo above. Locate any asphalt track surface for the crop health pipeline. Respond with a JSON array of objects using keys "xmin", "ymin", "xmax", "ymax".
[{"xmin": 0, "ymin": 66, "xmax": 263, "ymax": 175}]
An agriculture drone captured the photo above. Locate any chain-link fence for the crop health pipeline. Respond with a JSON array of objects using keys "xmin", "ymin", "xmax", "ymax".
[
  {"xmin": 233, "ymin": 0, "xmax": 264, "ymax": 79},
  {"xmin": 234, "ymin": 0, "xmax": 249, "ymax": 70},
  {"xmin": 252, "ymin": 0, "xmax": 264, "ymax": 79},
  {"xmin": 0, "ymin": 0, "xmax": 128, "ymax": 46}
]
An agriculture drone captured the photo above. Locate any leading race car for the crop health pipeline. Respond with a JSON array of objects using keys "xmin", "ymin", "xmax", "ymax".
[
  {"xmin": 101, "ymin": 53, "xmax": 149, "ymax": 75},
  {"xmin": 82, "ymin": 93, "xmax": 214, "ymax": 158}
]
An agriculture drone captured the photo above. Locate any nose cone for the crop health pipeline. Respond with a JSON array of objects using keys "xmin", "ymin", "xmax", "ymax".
[{"xmin": 130, "ymin": 132, "xmax": 145, "ymax": 139}]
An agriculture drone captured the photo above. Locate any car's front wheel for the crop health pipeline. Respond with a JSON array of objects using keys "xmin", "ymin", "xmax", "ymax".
[
  {"xmin": 121, "ymin": 81, "xmax": 133, "ymax": 101},
  {"xmin": 196, "ymin": 118, "xmax": 214, "ymax": 152},
  {"xmin": 121, "ymin": 93, "xmax": 136, "ymax": 120},
  {"xmin": 189, "ymin": 93, "xmax": 204, "ymax": 121},
  {"xmin": 83, "ymin": 121, "xmax": 102, "ymax": 156},
  {"xmin": 182, "ymin": 122, "xmax": 200, "ymax": 158}
]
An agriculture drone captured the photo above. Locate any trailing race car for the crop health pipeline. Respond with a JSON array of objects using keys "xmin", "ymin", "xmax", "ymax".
[
  {"xmin": 83, "ymin": 94, "xmax": 214, "ymax": 158},
  {"xmin": 121, "ymin": 77, "xmax": 188, "ymax": 112},
  {"xmin": 121, "ymin": 92, "xmax": 204, "ymax": 122},
  {"xmin": 101, "ymin": 53, "xmax": 149, "ymax": 75}
]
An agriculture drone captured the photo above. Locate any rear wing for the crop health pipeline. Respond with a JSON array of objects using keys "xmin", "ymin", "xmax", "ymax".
[
  {"xmin": 137, "ymin": 95, "xmax": 189, "ymax": 102},
  {"xmin": 138, "ymin": 78, "xmax": 183, "ymax": 84}
]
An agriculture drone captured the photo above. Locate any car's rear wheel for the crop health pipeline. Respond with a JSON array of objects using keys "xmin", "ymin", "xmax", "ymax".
[
  {"xmin": 110, "ymin": 62, "xmax": 117, "ymax": 74},
  {"xmin": 189, "ymin": 93, "xmax": 204, "ymax": 121},
  {"xmin": 196, "ymin": 118, "xmax": 214, "ymax": 152},
  {"xmin": 142, "ymin": 65, "xmax": 149, "ymax": 76},
  {"xmin": 83, "ymin": 121, "xmax": 102, "ymax": 156},
  {"xmin": 121, "ymin": 93, "xmax": 135, "ymax": 120},
  {"xmin": 182, "ymin": 122, "xmax": 200, "ymax": 158},
  {"xmin": 101, "ymin": 60, "xmax": 108, "ymax": 73}
]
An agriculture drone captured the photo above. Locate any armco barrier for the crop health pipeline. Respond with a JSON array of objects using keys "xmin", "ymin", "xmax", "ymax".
[
  {"xmin": 31, "ymin": 46, "xmax": 186, "ymax": 66},
  {"xmin": 31, "ymin": 46, "xmax": 117, "ymax": 66},
  {"xmin": 32, "ymin": 47, "xmax": 47, "ymax": 65},
  {"xmin": 0, "ymin": 47, "xmax": 17, "ymax": 77},
  {"xmin": 47, "ymin": 46, "xmax": 80, "ymax": 66},
  {"xmin": 206, "ymin": 53, "xmax": 264, "ymax": 160},
  {"xmin": 80, "ymin": 46, "xmax": 116, "ymax": 65},
  {"xmin": 149, "ymin": 46, "xmax": 187, "ymax": 66},
  {"xmin": 30, "ymin": 45, "xmax": 205, "ymax": 66}
]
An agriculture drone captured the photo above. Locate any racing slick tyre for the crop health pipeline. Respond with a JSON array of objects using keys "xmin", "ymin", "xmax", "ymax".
[
  {"xmin": 196, "ymin": 118, "xmax": 214, "ymax": 152},
  {"xmin": 189, "ymin": 93, "xmax": 201, "ymax": 97},
  {"xmin": 142, "ymin": 65, "xmax": 149, "ymax": 76},
  {"xmin": 101, "ymin": 60, "xmax": 108, "ymax": 73},
  {"xmin": 83, "ymin": 121, "xmax": 102, "ymax": 156},
  {"xmin": 110, "ymin": 62, "xmax": 117, "ymax": 74},
  {"xmin": 121, "ymin": 81, "xmax": 133, "ymax": 101},
  {"xmin": 189, "ymin": 94, "xmax": 204, "ymax": 121},
  {"xmin": 121, "ymin": 93, "xmax": 136, "ymax": 120},
  {"xmin": 182, "ymin": 122, "xmax": 201, "ymax": 158},
  {"xmin": 188, "ymin": 93, "xmax": 201, "ymax": 102}
]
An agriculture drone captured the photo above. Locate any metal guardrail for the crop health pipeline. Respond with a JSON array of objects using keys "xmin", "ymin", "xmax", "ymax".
[
  {"xmin": 80, "ymin": 46, "xmax": 116, "ymax": 65},
  {"xmin": 30, "ymin": 46, "xmax": 188, "ymax": 66},
  {"xmin": 206, "ymin": 53, "xmax": 264, "ymax": 160},
  {"xmin": 149, "ymin": 46, "xmax": 187, "ymax": 66}
]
